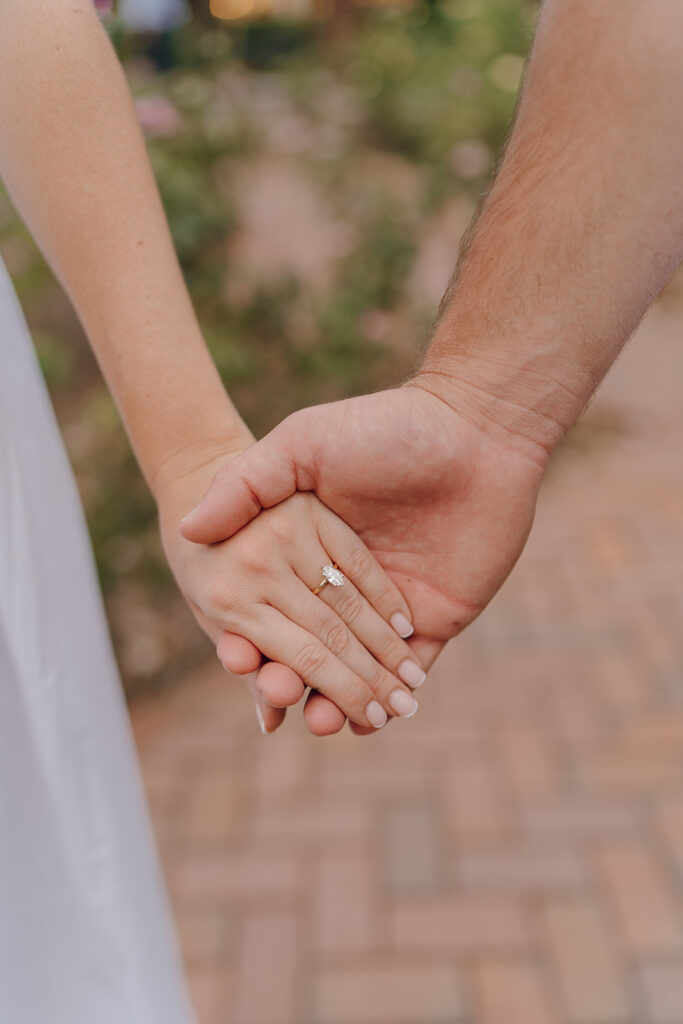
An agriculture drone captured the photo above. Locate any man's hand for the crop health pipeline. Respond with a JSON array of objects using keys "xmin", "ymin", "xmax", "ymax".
[
  {"xmin": 181, "ymin": 381, "xmax": 547, "ymax": 732},
  {"xmin": 183, "ymin": 0, "xmax": 683, "ymax": 736}
]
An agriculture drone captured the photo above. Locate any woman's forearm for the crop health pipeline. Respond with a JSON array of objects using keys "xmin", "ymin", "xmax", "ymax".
[{"xmin": 0, "ymin": 0, "xmax": 252, "ymax": 499}]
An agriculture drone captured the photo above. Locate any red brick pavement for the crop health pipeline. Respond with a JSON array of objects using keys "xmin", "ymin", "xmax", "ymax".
[{"xmin": 132, "ymin": 283, "xmax": 683, "ymax": 1024}]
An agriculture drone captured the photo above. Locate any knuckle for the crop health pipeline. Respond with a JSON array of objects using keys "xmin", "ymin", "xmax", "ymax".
[
  {"xmin": 368, "ymin": 663, "xmax": 388, "ymax": 696},
  {"xmin": 281, "ymin": 409, "xmax": 306, "ymax": 437},
  {"xmin": 374, "ymin": 583, "xmax": 397, "ymax": 608},
  {"xmin": 319, "ymin": 620, "xmax": 351, "ymax": 656},
  {"xmin": 208, "ymin": 578, "xmax": 235, "ymax": 613},
  {"xmin": 295, "ymin": 642, "xmax": 327, "ymax": 679},
  {"xmin": 374, "ymin": 632, "xmax": 400, "ymax": 665},
  {"xmin": 234, "ymin": 535, "xmax": 269, "ymax": 574},
  {"xmin": 215, "ymin": 462, "xmax": 232, "ymax": 486},
  {"xmin": 266, "ymin": 509, "xmax": 295, "ymax": 544},
  {"xmin": 335, "ymin": 591, "xmax": 364, "ymax": 625},
  {"xmin": 346, "ymin": 547, "xmax": 374, "ymax": 584},
  {"xmin": 343, "ymin": 673, "xmax": 371, "ymax": 712}
]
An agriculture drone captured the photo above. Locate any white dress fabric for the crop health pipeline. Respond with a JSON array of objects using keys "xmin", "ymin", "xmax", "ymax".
[{"xmin": 0, "ymin": 257, "xmax": 196, "ymax": 1023}]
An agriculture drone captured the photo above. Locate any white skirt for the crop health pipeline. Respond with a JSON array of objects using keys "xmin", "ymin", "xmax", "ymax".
[
  {"xmin": 118, "ymin": 0, "xmax": 190, "ymax": 32},
  {"xmin": 0, "ymin": 258, "xmax": 195, "ymax": 1024}
]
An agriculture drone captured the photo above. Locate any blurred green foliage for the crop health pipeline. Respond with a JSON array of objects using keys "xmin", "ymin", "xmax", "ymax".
[
  {"xmin": 0, "ymin": 0, "xmax": 535, "ymax": 696},
  {"xmin": 340, "ymin": 2, "xmax": 532, "ymax": 162}
]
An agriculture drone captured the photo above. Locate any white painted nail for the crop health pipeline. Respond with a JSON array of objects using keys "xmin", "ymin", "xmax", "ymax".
[
  {"xmin": 390, "ymin": 611, "xmax": 414, "ymax": 638},
  {"xmin": 180, "ymin": 503, "xmax": 201, "ymax": 524},
  {"xmin": 397, "ymin": 659, "xmax": 426, "ymax": 688},
  {"xmin": 255, "ymin": 702, "xmax": 267, "ymax": 735},
  {"xmin": 388, "ymin": 689, "xmax": 419, "ymax": 718},
  {"xmin": 366, "ymin": 700, "xmax": 388, "ymax": 729}
]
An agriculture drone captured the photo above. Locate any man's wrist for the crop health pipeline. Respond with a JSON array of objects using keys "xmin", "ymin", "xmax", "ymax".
[{"xmin": 412, "ymin": 345, "xmax": 590, "ymax": 466}]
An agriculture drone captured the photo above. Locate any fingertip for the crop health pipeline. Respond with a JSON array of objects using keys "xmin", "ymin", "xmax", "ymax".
[
  {"xmin": 217, "ymin": 633, "xmax": 263, "ymax": 675},
  {"xmin": 348, "ymin": 720, "xmax": 388, "ymax": 737},
  {"xmin": 179, "ymin": 505, "xmax": 217, "ymax": 544},
  {"xmin": 257, "ymin": 662, "xmax": 306, "ymax": 708},
  {"xmin": 178, "ymin": 506, "xmax": 220, "ymax": 545},
  {"xmin": 256, "ymin": 699, "xmax": 287, "ymax": 734},
  {"xmin": 390, "ymin": 611, "xmax": 414, "ymax": 639},
  {"xmin": 254, "ymin": 700, "xmax": 267, "ymax": 734},
  {"xmin": 403, "ymin": 635, "xmax": 441, "ymax": 671},
  {"xmin": 247, "ymin": 674, "xmax": 287, "ymax": 734},
  {"xmin": 178, "ymin": 523, "xmax": 197, "ymax": 542},
  {"xmin": 179, "ymin": 473, "xmax": 268, "ymax": 545},
  {"xmin": 303, "ymin": 691, "xmax": 347, "ymax": 736}
]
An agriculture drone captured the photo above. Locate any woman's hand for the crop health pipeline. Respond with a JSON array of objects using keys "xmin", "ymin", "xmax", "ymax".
[
  {"xmin": 157, "ymin": 450, "xmax": 425, "ymax": 735},
  {"xmin": 179, "ymin": 385, "xmax": 547, "ymax": 715}
]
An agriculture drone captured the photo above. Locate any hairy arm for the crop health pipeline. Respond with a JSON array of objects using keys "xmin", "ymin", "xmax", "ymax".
[{"xmin": 420, "ymin": 0, "xmax": 683, "ymax": 455}]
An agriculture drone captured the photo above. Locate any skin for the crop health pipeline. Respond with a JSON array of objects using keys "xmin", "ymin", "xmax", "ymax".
[
  {"xmin": 0, "ymin": 0, "xmax": 427, "ymax": 733},
  {"xmin": 183, "ymin": 0, "xmax": 683, "ymax": 732}
]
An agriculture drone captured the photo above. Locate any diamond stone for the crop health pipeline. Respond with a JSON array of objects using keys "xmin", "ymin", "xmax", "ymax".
[{"xmin": 322, "ymin": 564, "xmax": 345, "ymax": 586}]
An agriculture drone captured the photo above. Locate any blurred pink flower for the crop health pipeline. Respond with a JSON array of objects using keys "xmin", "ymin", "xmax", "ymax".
[
  {"xmin": 450, "ymin": 140, "xmax": 491, "ymax": 181},
  {"xmin": 94, "ymin": 0, "xmax": 114, "ymax": 17},
  {"xmin": 134, "ymin": 95, "xmax": 183, "ymax": 139}
]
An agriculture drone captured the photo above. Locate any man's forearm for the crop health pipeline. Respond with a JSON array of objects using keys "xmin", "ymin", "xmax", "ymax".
[
  {"xmin": 420, "ymin": 0, "xmax": 683, "ymax": 461},
  {"xmin": 0, "ymin": 1, "xmax": 252, "ymax": 498}
]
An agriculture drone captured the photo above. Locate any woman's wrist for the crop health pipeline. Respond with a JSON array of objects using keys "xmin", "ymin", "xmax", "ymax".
[{"xmin": 152, "ymin": 429, "xmax": 254, "ymax": 525}]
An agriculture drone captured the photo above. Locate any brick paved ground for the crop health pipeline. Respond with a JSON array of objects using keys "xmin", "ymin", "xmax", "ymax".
[{"xmin": 132, "ymin": 282, "xmax": 683, "ymax": 1024}]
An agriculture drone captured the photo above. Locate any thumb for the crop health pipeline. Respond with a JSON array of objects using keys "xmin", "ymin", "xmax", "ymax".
[{"xmin": 180, "ymin": 416, "xmax": 312, "ymax": 544}]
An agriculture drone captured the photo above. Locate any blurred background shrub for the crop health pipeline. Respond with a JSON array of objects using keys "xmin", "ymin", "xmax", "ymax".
[{"xmin": 0, "ymin": 0, "xmax": 537, "ymax": 698}]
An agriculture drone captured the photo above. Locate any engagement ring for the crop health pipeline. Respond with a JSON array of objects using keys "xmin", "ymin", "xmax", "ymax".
[{"xmin": 312, "ymin": 563, "xmax": 345, "ymax": 596}]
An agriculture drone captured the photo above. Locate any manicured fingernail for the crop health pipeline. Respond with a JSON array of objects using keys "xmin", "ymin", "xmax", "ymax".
[
  {"xmin": 255, "ymin": 702, "xmax": 267, "ymax": 735},
  {"xmin": 180, "ymin": 503, "xmax": 200, "ymax": 524},
  {"xmin": 398, "ymin": 659, "xmax": 426, "ymax": 688},
  {"xmin": 388, "ymin": 689, "xmax": 419, "ymax": 717},
  {"xmin": 390, "ymin": 611, "xmax": 414, "ymax": 638},
  {"xmin": 366, "ymin": 700, "xmax": 388, "ymax": 729}
]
